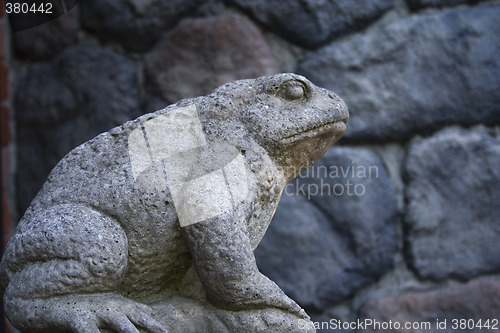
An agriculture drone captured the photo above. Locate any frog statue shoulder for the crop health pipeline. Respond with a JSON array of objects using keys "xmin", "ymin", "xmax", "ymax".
[{"xmin": 0, "ymin": 73, "xmax": 348, "ymax": 333}]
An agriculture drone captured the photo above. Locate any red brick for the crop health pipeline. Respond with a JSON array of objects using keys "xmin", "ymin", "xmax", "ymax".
[
  {"xmin": 5, "ymin": 319, "xmax": 13, "ymax": 333},
  {"xmin": 0, "ymin": 21, "xmax": 4, "ymax": 60},
  {"xmin": 1, "ymin": 149, "xmax": 10, "ymax": 251},
  {"xmin": 1, "ymin": 105, "xmax": 7, "ymax": 146},
  {"xmin": 1, "ymin": 146, "xmax": 7, "ymax": 192},
  {"xmin": 1, "ymin": 146, "xmax": 10, "ymax": 250},
  {"xmin": 0, "ymin": 63, "xmax": 7, "ymax": 101}
]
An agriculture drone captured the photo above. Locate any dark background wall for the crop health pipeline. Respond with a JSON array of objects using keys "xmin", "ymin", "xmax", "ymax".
[{"xmin": 2, "ymin": 0, "xmax": 500, "ymax": 331}]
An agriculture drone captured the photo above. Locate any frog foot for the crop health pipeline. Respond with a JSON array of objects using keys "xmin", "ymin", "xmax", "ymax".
[{"xmin": 6, "ymin": 293, "xmax": 168, "ymax": 333}]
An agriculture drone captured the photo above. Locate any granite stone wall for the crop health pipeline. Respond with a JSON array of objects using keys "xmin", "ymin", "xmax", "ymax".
[{"xmin": 6, "ymin": 0, "xmax": 500, "ymax": 331}]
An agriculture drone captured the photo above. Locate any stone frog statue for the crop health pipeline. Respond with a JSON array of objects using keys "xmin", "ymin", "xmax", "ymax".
[{"xmin": 0, "ymin": 73, "xmax": 348, "ymax": 332}]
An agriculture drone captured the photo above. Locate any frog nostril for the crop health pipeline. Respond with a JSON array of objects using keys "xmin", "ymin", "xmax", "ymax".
[{"xmin": 328, "ymin": 93, "xmax": 335, "ymax": 99}]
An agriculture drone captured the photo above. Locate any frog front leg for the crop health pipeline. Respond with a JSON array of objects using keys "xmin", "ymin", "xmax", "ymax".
[
  {"xmin": 181, "ymin": 211, "xmax": 308, "ymax": 319},
  {"xmin": 1, "ymin": 204, "xmax": 165, "ymax": 333}
]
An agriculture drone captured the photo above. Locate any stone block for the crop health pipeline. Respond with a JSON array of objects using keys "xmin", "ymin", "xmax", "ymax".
[
  {"xmin": 11, "ymin": 6, "xmax": 79, "ymax": 60},
  {"xmin": 227, "ymin": 0, "xmax": 394, "ymax": 48},
  {"xmin": 144, "ymin": 14, "xmax": 279, "ymax": 109},
  {"xmin": 360, "ymin": 279, "xmax": 500, "ymax": 332},
  {"xmin": 299, "ymin": 6, "xmax": 500, "ymax": 141},
  {"xmin": 15, "ymin": 45, "xmax": 140, "ymax": 215},
  {"xmin": 81, "ymin": 0, "xmax": 203, "ymax": 52},
  {"xmin": 404, "ymin": 127, "xmax": 500, "ymax": 280}
]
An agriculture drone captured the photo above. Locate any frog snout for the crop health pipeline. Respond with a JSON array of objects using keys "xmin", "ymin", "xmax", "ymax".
[
  {"xmin": 320, "ymin": 88, "xmax": 349, "ymax": 123},
  {"xmin": 328, "ymin": 97, "xmax": 349, "ymax": 124}
]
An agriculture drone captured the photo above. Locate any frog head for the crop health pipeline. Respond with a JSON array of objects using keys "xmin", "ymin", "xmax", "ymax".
[{"xmin": 240, "ymin": 73, "xmax": 348, "ymax": 180}]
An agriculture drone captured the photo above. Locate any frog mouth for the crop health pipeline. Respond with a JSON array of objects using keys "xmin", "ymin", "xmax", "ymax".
[{"xmin": 282, "ymin": 118, "xmax": 348, "ymax": 145}]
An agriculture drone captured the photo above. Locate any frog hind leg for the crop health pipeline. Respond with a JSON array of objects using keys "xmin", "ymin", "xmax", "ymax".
[{"xmin": 1, "ymin": 204, "xmax": 165, "ymax": 333}]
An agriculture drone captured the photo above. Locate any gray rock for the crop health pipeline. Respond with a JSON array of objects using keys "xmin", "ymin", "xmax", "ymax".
[
  {"xmin": 15, "ymin": 45, "xmax": 141, "ymax": 215},
  {"xmin": 255, "ymin": 147, "xmax": 398, "ymax": 310},
  {"xmin": 299, "ymin": 6, "xmax": 500, "ymax": 141},
  {"xmin": 80, "ymin": 0, "xmax": 203, "ymax": 52},
  {"xmin": 144, "ymin": 14, "xmax": 279, "ymax": 109},
  {"xmin": 12, "ymin": 6, "xmax": 79, "ymax": 60},
  {"xmin": 359, "ymin": 279, "xmax": 500, "ymax": 333},
  {"xmin": 227, "ymin": 0, "xmax": 394, "ymax": 48},
  {"xmin": 404, "ymin": 127, "xmax": 500, "ymax": 281},
  {"xmin": 2, "ymin": 74, "xmax": 348, "ymax": 332}
]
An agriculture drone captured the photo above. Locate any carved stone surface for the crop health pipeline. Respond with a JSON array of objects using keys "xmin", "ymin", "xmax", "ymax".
[
  {"xmin": 255, "ymin": 147, "xmax": 398, "ymax": 310},
  {"xmin": 299, "ymin": 6, "xmax": 500, "ymax": 141},
  {"xmin": 1, "ymin": 73, "xmax": 348, "ymax": 332},
  {"xmin": 404, "ymin": 127, "xmax": 500, "ymax": 281}
]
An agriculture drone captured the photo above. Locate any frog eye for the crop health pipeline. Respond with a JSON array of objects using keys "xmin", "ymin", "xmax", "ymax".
[{"xmin": 279, "ymin": 80, "xmax": 308, "ymax": 101}]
